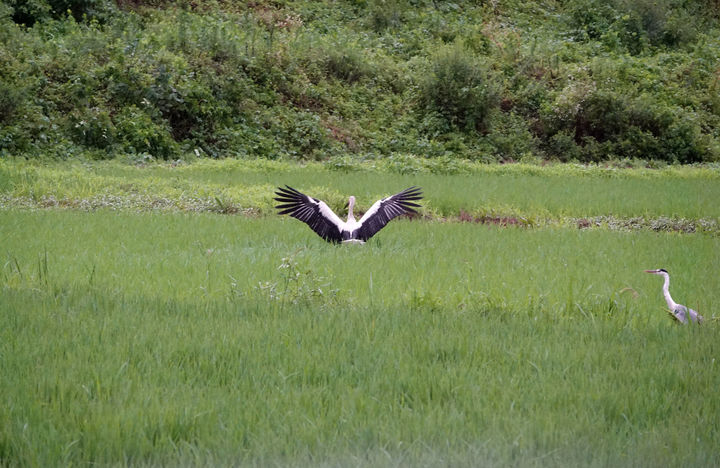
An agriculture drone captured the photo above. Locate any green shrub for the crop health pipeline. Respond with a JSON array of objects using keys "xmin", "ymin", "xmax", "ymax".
[
  {"xmin": 5, "ymin": 0, "xmax": 114, "ymax": 25},
  {"xmin": 213, "ymin": 124, "xmax": 282, "ymax": 159},
  {"xmin": 49, "ymin": 0, "xmax": 115, "ymax": 22},
  {"xmin": 114, "ymin": 105, "xmax": 179, "ymax": 159},
  {"xmin": 0, "ymin": 80, "xmax": 25, "ymax": 124},
  {"xmin": 540, "ymin": 84, "xmax": 711, "ymax": 163},
  {"xmin": 566, "ymin": 0, "xmax": 704, "ymax": 53},
  {"xmin": 68, "ymin": 107, "xmax": 115, "ymax": 150},
  {"xmin": 366, "ymin": 0, "xmax": 406, "ymax": 32},
  {"xmin": 0, "ymin": 123, "xmax": 32, "ymax": 155},
  {"xmin": 546, "ymin": 130, "xmax": 583, "ymax": 162},
  {"xmin": 484, "ymin": 111, "xmax": 540, "ymax": 162},
  {"xmin": 103, "ymin": 64, "xmax": 149, "ymax": 107},
  {"xmin": 5, "ymin": 0, "xmax": 51, "ymax": 26},
  {"xmin": 324, "ymin": 43, "xmax": 372, "ymax": 83},
  {"xmin": 274, "ymin": 110, "xmax": 333, "ymax": 159},
  {"xmin": 418, "ymin": 44, "xmax": 499, "ymax": 133}
]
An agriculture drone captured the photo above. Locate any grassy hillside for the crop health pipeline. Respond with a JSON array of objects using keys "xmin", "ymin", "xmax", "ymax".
[{"xmin": 1, "ymin": 0, "xmax": 720, "ymax": 163}]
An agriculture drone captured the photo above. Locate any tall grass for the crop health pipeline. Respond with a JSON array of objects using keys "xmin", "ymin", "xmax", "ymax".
[
  {"xmin": 2, "ymin": 159, "xmax": 720, "ymax": 221},
  {"xmin": 1, "ymin": 210, "xmax": 718, "ymax": 466},
  {"xmin": 2, "ymin": 210, "xmax": 718, "ymax": 312}
]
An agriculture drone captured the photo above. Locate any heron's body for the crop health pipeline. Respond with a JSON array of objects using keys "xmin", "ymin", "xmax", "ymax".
[
  {"xmin": 274, "ymin": 186, "xmax": 422, "ymax": 244},
  {"xmin": 645, "ymin": 269, "xmax": 703, "ymax": 324}
]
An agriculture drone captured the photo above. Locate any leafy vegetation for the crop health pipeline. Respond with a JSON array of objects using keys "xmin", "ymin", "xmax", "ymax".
[{"xmin": 1, "ymin": 0, "xmax": 719, "ymax": 162}]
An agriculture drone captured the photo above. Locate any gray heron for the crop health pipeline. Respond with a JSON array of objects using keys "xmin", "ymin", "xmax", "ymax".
[
  {"xmin": 644, "ymin": 269, "xmax": 703, "ymax": 324},
  {"xmin": 274, "ymin": 186, "xmax": 422, "ymax": 244}
]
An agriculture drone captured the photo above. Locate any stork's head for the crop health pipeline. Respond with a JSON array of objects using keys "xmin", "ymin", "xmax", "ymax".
[{"xmin": 644, "ymin": 268, "xmax": 669, "ymax": 275}]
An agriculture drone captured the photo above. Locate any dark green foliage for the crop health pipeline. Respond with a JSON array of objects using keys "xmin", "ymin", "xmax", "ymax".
[
  {"xmin": 5, "ymin": 0, "xmax": 114, "ymax": 25},
  {"xmin": 69, "ymin": 106, "xmax": 115, "ymax": 149},
  {"xmin": 114, "ymin": 105, "xmax": 179, "ymax": 158},
  {"xmin": 5, "ymin": 0, "xmax": 51, "ymax": 25},
  {"xmin": 48, "ymin": 0, "xmax": 115, "ymax": 22},
  {"xmin": 324, "ymin": 44, "xmax": 371, "ymax": 83},
  {"xmin": 0, "ymin": 81, "xmax": 25, "ymax": 124},
  {"xmin": 366, "ymin": 0, "xmax": 405, "ymax": 32},
  {"xmin": 0, "ymin": 0, "xmax": 718, "ymax": 162},
  {"xmin": 565, "ymin": 0, "xmax": 706, "ymax": 53},
  {"xmin": 540, "ymin": 83, "xmax": 710, "ymax": 163},
  {"xmin": 418, "ymin": 44, "xmax": 499, "ymax": 133}
]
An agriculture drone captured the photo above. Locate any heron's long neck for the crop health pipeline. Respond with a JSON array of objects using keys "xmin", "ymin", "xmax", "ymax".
[
  {"xmin": 661, "ymin": 274, "xmax": 677, "ymax": 310},
  {"xmin": 347, "ymin": 196, "xmax": 356, "ymax": 223}
]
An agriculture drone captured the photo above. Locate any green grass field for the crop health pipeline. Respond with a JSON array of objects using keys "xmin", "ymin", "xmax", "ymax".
[
  {"xmin": 3, "ymin": 159, "xmax": 720, "ymax": 223},
  {"xmin": 1, "ymin": 161, "xmax": 719, "ymax": 466}
]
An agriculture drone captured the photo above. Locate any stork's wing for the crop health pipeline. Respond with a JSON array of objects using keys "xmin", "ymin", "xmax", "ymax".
[
  {"xmin": 354, "ymin": 186, "xmax": 423, "ymax": 242},
  {"xmin": 274, "ymin": 186, "xmax": 345, "ymax": 243}
]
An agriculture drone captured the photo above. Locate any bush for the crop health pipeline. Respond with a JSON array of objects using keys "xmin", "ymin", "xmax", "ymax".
[
  {"xmin": 0, "ymin": 80, "xmax": 25, "ymax": 124},
  {"xmin": 566, "ymin": 0, "xmax": 704, "ymax": 54},
  {"xmin": 540, "ymin": 84, "xmax": 711, "ymax": 163},
  {"xmin": 485, "ymin": 111, "xmax": 540, "ymax": 162},
  {"xmin": 6, "ymin": 0, "xmax": 114, "ymax": 25},
  {"xmin": 274, "ymin": 110, "xmax": 333, "ymax": 159},
  {"xmin": 418, "ymin": 44, "xmax": 499, "ymax": 133},
  {"xmin": 366, "ymin": 0, "xmax": 406, "ymax": 32},
  {"xmin": 324, "ymin": 44, "xmax": 372, "ymax": 84},
  {"xmin": 5, "ymin": 0, "xmax": 51, "ymax": 26},
  {"xmin": 49, "ymin": 0, "xmax": 115, "ymax": 22},
  {"xmin": 114, "ymin": 105, "xmax": 179, "ymax": 159},
  {"xmin": 69, "ymin": 107, "xmax": 115, "ymax": 150}
]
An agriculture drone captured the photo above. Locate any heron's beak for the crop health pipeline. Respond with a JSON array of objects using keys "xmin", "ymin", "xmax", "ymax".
[{"xmin": 644, "ymin": 270, "xmax": 658, "ymax": 274}]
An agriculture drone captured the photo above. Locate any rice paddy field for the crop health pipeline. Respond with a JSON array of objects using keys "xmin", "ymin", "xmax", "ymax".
[{"xmin": 1, "ymin": 158, "xmax": 719, "ymax": 467}]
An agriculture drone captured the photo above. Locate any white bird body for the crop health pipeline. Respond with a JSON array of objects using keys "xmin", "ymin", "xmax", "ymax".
[
  {"xmin": 274, "ymin": 186, "xmax": 422, "ymax": 244},
  {"xmin": 333, "ymin": 196, "xmax": 365, "ymax": 243},
  {"xmin": 645, "ymin": 269, "xmax": 703, "ymax": 324}
]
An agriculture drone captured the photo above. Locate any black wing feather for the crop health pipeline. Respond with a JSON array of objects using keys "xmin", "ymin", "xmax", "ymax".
[
  {"xmin": 354, "ymin": 186, "xmax": 423, "ymax": 242},
  {"xmin": 274, "ymin": 186, "xmax": 343, "ymax": 243}
]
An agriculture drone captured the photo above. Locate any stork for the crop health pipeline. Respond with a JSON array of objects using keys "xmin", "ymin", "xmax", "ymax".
[
  {"xmin": 644, "ymin": 269, "xmax": 703, "ymax": 324},
  {"xmin": 274, "ymin": 186, "xmax": 422, "ymax": 244}
]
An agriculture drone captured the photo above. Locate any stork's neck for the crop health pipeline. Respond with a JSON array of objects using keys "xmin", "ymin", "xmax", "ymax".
[
  {"xmin": 347, "ymin": 196, "xmax": 356, "ymax": 223},
  {"xmin": 661, "ymin": 273, "xmax": 677, "ymax": 310}
]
